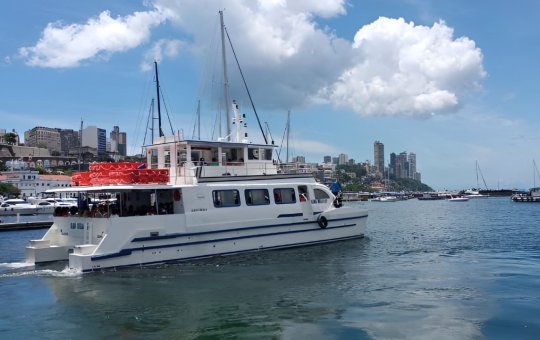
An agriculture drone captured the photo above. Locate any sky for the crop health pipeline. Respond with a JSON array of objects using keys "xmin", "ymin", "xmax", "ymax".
[{"xmin": 2, "ymin": 0, "xmax": 540, "ymax": 190}]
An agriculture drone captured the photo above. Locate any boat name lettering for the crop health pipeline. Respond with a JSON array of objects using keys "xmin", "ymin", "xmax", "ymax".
[{"xmin": 191, "ymin": 208, "xmax": 208, "ymax": 212}]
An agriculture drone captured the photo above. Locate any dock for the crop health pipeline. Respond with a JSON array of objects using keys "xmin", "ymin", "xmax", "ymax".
[{"xmin": 0, "ymin": 221, "xmax": 52, "ymax": 232}]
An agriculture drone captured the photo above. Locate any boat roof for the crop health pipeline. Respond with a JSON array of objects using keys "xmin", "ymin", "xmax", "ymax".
[
  {"xmin": 46, "ymin": 184, "xmax": 190, "ymax": 193},
  {"xmin": 143, "ymin": 137, "xmax": 276, "ymax": 149}
]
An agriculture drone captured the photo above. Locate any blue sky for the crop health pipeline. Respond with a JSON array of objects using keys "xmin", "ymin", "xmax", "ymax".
[{"xmin": 2, "ymin": 0, "xmax": 540, "ymax": 190}]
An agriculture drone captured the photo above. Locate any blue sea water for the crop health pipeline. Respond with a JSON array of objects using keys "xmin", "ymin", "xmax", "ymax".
[{"xmin": 1, "ymin": 197, "xmax": 539, "ymax": 339}]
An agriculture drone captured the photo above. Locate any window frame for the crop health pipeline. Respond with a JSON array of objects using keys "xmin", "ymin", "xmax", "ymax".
[
  {"xmin": 212, "ymin": 189, "xmax": 241, "ymax": 208},
  {"xmin": 245, "ymin": 189, "xmax": 270, "ymax": 206},
  {"xmin": 273, "ymin": 188, "xmax": 297, "ymax": 205}
]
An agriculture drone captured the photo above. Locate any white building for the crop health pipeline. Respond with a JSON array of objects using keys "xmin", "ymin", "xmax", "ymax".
[{"xmin": 0, "ymin": 170, "xmax": 73, "ymax": 198}]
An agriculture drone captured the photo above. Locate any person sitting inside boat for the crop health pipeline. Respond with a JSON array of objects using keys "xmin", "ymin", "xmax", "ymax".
[
  {"xmin": 330, "ymin": 178, "xmax": 342, "ymax": 196},
  {"xmin": 298, "ymin": 187, "xmax": 308, "ymax": 202}
]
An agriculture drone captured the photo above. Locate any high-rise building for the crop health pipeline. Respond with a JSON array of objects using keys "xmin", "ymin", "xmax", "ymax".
[
  {"xmin": 82, "ymin": 126, "xmax": 107, "ymax": 155},
  {"xmin": 110, "ymin": 126, "xmax": 127, "ymax": 156},
  {"xmin": 292, "ymin": 155, "xmax": 306, "ymax": 163},
  {"xmin": 389, "ymin": 152, "xmax": 397, "ymax": 178},
  {"xmin": 397, "ymin": 152, "xmax": 409, "ymax": 179},
  {"xmin": 338, "ymin": 153, "xmax": 348, "ymax": 165},
  {"xmin": 59, "ymin": 129, "xmax": 79, "ymax": 156},
  {"xmin": 408, "ymin": 153, "xmax": 416, "ymax": 179},
  {"xmin": 24, "ymin": 127, "xmax": 61, "ymax": 153},
  {"xmin": 374, "ymin": 141, "xmax": 384, "ymax": 176},
  {"xmin": 323, "ymin": 155, "xmax": 332, "ymax": 164}
]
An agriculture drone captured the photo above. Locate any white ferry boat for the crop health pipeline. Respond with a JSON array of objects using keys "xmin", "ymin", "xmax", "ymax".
[
  {"xmin": 25, "ymin": 12, "xmax": 367, "ymax": 272},
  {"xmin": 26, "ymin": 137, "xmax": 368, "ymax": 272}
]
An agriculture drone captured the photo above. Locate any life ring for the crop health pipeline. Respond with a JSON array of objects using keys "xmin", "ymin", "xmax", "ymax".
[
  {"xmin": 173, "ymin": 189, "xmax": 182, "ymax": 201},
  {"xmin": 317, "ymin": 215, "xmax": 328, "ymax": 229}
]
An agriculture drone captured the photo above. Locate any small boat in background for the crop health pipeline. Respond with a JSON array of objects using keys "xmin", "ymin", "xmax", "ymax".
[
  {"xmin": 371, "ymin": 195, "xmax": 399, "ymax": 202},
  {"xmin": 464, "ymin": 189, "xmax": 489, "ymax": 199},
  {"xmin": 511, "ymin": 187, "xmax": 540, "ymax": 202},
  {"xmin": 448, "ymin": 196, "xmax": 469, "ymax": 202}
]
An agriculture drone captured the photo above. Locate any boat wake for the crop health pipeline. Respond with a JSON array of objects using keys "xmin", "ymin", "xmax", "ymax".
[
  {"xmin": 0, "ymin": 261, "xmax": 34, "ymax": 269},
  {"xmin": 0, "ymin": 263, "xmax": 82, "ymax": 278}
]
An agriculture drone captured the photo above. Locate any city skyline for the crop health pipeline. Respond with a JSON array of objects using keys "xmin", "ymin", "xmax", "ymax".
[{"xmin": 2, "ymin": 1, "xmax": 540, "ymax": 190}]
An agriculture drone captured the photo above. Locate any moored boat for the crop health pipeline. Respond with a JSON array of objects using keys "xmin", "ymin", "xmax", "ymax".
[
  {"xmin": 463, "ymin": 189, "xmax": 489, "ymax": 199},
  {"xmin": 448, "ymin": 196, "xmax": 469, "ymax": 202},
  {"xmin": 511, "ymin": 187, "xmax": 540, "ymax": 202}
]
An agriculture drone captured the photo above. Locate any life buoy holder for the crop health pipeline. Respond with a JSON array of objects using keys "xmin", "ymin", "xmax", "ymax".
[
  {"xmin": 317, "ymin": 215, "xmax": 328, "ymax": 229},
  {"xmin": 173, "ymin": 189, "xmax": 182, "ymax": 201}
]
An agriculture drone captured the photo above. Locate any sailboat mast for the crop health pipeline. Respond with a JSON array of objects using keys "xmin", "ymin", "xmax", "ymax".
[
  {"xmin": 476, "ymin": 160, "xmax": 479, "ymax": 188},
  {"xmin": 219, "ymin": 10, "xmax": 231, "ymax": 141},
  {"xmin": 197, "ymin": 99, "xmax": 201, "ymax": 140},
  {"xmin": 286, "ymin": 110, "xmax": 290, "ymax": 163},
  {"xmin": 150, "ymin": 98, "xmax": 155, "ymax": 143},
  {"xmin": 78, "ymin": 119, "xmax": 83, "ymax": 171},
  {"xmin": 154, "ymin": 61, "xmax": 164, "ymax": 137}
]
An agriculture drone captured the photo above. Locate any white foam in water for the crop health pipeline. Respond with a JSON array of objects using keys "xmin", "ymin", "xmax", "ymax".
[
  {"xmin": 0, "ymin": 263, "xmax": 82, "ymax": 278},
  {"xmin": 0, "ymin": 262, "xmax": 34, "ymax": 269}
]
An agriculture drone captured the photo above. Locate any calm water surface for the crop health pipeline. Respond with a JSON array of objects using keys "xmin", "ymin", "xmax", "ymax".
[{"xmin": 1, "ymin": 198, "xmax": 539, "ymax": 339}]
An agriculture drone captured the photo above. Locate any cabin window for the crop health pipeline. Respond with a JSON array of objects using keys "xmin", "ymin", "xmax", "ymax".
[
  {"xmin": 313, "ymin": 188, "xmax": 330, "ymax": 203},
  {"xmin": 212, "ymin": 190, "xmax": 240, "ymax": 207},
  {"xmin": 150, "ymin": 149, "xmax": 158, "ymax": 169},
  {"xmin": 177, "ymin": 151, "xmax": 187, "ymax": 164},
  {"xmin": 298, "ymin": 185, "xmax": 309, "ymax": 202},
  {"xmin": 273, "ymin": 188, "xmax": 296, "ymax": 204},
  {"xmin": 263, "ymin": 149, "xmax": 272, "ymax": 160},
  {"xmin": 245, "ymin": 189, "xmax": 270, "ymax": 206},
  {"xmin": 164, "ymin": 150, "xmax": 171, "ymax": 167},
  {"xmin": 248, "ymin": 148, "xmax": 259, "ymax": 160}
]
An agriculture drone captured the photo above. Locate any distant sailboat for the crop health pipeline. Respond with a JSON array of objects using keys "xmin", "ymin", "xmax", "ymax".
[{"xmin": 465, "ymin": 161, "xmax": 489, "ymax": 198}]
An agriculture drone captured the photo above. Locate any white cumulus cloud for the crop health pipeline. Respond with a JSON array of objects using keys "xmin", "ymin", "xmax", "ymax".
[
  {"xmin": 17, "ymin": 0, "xmax": 486, "ymax": 118},
  {"xmin": 19, "ymin": 8, "xmax": 168, "ymax": 68},
  {"xmin": 140, "ymin": 39, "xmax": 183, "ymax": 71},
  {"xmin": 321, "ymin": 17, "xmax": 486, "ymax": 117}
]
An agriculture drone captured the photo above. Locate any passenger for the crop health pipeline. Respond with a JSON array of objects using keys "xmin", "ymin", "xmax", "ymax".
[
  {"xmin": 90, "ymin": 204, "xmax": 98, "ymax": 217},
  {"xmin": 330, "ymin": 178, "xmax": 342, "ymax": 196}
]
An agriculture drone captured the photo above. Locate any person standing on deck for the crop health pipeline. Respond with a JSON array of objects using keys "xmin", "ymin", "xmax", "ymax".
[{"xmin": 330, "ymin": 178, "xmax": 342, "ymax": 196}]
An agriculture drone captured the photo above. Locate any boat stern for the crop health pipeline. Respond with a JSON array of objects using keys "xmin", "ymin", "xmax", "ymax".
[{"xmin": 25, "ymin": 239, "xmax": 73, "ymax": 264}]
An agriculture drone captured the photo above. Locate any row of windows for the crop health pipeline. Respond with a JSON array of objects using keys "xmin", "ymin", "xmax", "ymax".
[
  {"xmin": 212, "ymin": 188, "xmax": 330, "ymax": 208},
  {"xmin": 16, "ymin": 183, "xmax": 72, "ymax": 187}
]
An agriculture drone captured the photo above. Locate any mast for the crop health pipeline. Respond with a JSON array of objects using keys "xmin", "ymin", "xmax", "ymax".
[
  {"xmin": 219, "ymin": 10, "xmax": 231, "ymax": 141},
  {"xmin": 150, "ymin": 98, "xmax": 155, "ymax": 143},
  {"xmin": 476, "ymin": 160, "xmax": 479, "ymax": 189},
  {"xmin": 197, "ymin": 99, "xmax": 201, "ymax": 140},
  {"xmin": 78, "ymin": 119, "xmax": 83, "ymax": 171},
  {"xmin": 286, "ymin": 110, "xmax": 290, "ymax": 163},
  {"xmin": 154, "ymin": 61, "xmax": 164, "ymax": 137}
]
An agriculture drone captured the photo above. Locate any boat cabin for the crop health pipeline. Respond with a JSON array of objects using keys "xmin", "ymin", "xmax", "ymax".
[{"xmin": 146, "ymin": 136, "xmax": 278, "ymax": 185}]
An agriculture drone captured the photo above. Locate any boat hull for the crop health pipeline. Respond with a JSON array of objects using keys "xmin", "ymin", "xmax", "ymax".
[{"xmin": 27, "ymin": 208, "xmax": 367, "ymax": 272}]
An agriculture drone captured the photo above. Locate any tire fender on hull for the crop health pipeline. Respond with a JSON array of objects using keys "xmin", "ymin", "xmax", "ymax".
[{"xmin": 317, "ymin": 215, "xmax": 328, "ymax": 229}]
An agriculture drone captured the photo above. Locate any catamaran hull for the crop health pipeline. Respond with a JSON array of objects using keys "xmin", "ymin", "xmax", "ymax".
[{"xmin": 27, "ymin": 211, "xmax": 367, "ymax": 272}]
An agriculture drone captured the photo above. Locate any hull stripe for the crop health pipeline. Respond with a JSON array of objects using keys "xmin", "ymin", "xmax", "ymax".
[{"xmin": 131, "ymin": 214, "xmax": 368, "ymax": 242}]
